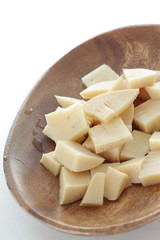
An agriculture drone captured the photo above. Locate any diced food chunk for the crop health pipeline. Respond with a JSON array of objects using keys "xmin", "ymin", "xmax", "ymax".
[
  {"xmin": 80, "ymin": 80, "xmax": 116, "ymax": 99},
  {"xmin": 40, "ymin": 151, "xmax": 62, "ymax": 176},
  {"xmin": 82, "ymin": 64, "xmax": 119, "ymax": 87},
  {"xmin": 100, "ymin": 144, "xmax": 124, "ymax": 162},
  {"xmin": 117, "ymin": 157, "xmax": 145, "ymax": 183},
  {"xmin": 90, "ymin": 163, "xmax": 120, "ymax": 177},
  {"xmin": 84, "ymin": 89, "xmax": 139, "ymax": 123},
  {"xmin": 54, "ymin": 141, "xmax": 105, "ymax": 172},
  {"xmin": 139, "ymin": 151, "xmax": 160, "ymax": 186},
  {"xmin": 55, "ymin": 95, "xmax": 85, "ymax": 108},
  {"xmin": 89, "ymin": 117, "xmax": 132, "ymax": 153},
  {"xmin": 45, "ymin": 103, "xmax": 89, "ymax": 142},
  {"xmin": 104, "ymin": 167, "xmax": 130, "ymax": 200},
  {"xmin": 145, "ymin": 82, "xmax": 160, "ymax": 100},
  {"xmin": 82, "ymin": 136, "xmax": 123, "ymax": 162},
  {"xmin": 60, "ymin": 167, "xmax": 90, "ymax": 205},
  {"xmin": 80, "ymin": 76, "xmax": 128, "ymax": 99},
  {"xmin": 123, "ymin": 68, "xmax": 156, "ymax": 88},
  {"xmin": 120, "ymin": 104, "xmax": 134, "ymax": 125},
  {"xmin": 149, "ymin": 131, "xmax": 160, "ymax": 151},
  {"xmin": 80, "ymin": 173, "xmax": 105, "ymax": 206},
  {"xmin": 120, "ymin": 130, "xmax": 151, "ymax": 160},
  {"xmin": 134, "ymin": 100, "xmax": 160, "ymax": 133}
]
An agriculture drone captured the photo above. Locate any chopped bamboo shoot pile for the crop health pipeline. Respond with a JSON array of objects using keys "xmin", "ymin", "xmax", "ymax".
[{"xmin": 40, "ymin": 64, "xmax": 160, "ymax": 207}]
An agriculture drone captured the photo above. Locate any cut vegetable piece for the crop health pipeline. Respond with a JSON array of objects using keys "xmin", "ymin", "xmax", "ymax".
[
  {"xmin": 139, "ymin": 151, "xmax": 160, "ymax": 186},
  {"xmin": 104, "ymin": 167, "xmax": 130, "ymax": 200},
  {"xmin": 100, "ymin": 89, "xmax": 139, "ymax": 115},
  {"xmin": 134, "ymin": 99, "xmax": 160, "ymax": 133},
  {"xmin": 55, "ymin": 95, "xmax": 85, "ymax": 108},
  {"xmin": 100, "ymin": 144, "xmax": 124, "ymax": 162},
  {"xmin": 149, "ymin": 131, "xmax": 160, "ymax": 151},
  {"xmin": 83, "ymin": 136, "xmax": 123, "ymax": 162},
  {"xmin": 43, "ymin": 107, "xmax": 63, "ymax": 139},
  {"xmin": 54, "ymin": 141, "xmax": 104, "ymax": 172},
  {"xmin": 80, "ymin": 80, "xmax": 116, "ymax": 99},
  {"xmin": 138, "ymin": 88, "xmax": 150, "ymax": 100},
  {"xmin": 123, "ymin": 68, "xmax": 156, "ymax": 88},
  {"xmin": 80, "ymin": 173, "xmax": 105, "ymax": 206},
  {"xmin": 84, "ymin": 89, "xmax": 139, "ymax": 123},
  {"xmin": 89, "ymin": 117, "xmax": 132, "ymax": 153},
  {"xmin": 120, "ymin": 130, "xmax": 151, "ymax": 161},
  {"xmin": 120, "ymin": 104, "xmax": 134, "ymax": 125},
  {"xmin": 45, "ymin": 103, "xmax": 89, "ymax": 142},
  {"xmin": 84, "ymin": 99, "xmax": 115, "ymax": 124},
  {"xmin": 60, "ymin": 167, "xmax": 90, "ymax": 205},
  {"xmin": 145, "ymin": 82, "xmax": 160, "ymax": 100},
  {"xmin": 110, "ymin": 76, "xmax": 129, "ymax": 91},
  {"xmin": 117, "ymin": 157, "xmax": 145, "ymax": 183},
  {"xmin": 80, "ymin": 76, "xmax": 128, "ymax": 99},
  {"xmin": 82, "ymin": 136, "xmax": 95, "ymax": 152},
  {"xmin": 82, "ymin": 64, "xmax": 119, "ymax": 87},
  {"xmin": 43, "ymin": 125, "xmax": 54, "ymax": 140},
  {"xmin": 91, "ymin": 163, "xmax": 120, "ymax": 177},
  {"xmin": 40, "ymin": 151, "xmax": 61, "ymax": 176}
]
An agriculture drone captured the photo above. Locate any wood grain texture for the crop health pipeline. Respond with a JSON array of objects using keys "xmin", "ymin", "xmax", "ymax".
[{"xmin": 3, "ymin": 25, "xmax": 160, "ymax": 236}]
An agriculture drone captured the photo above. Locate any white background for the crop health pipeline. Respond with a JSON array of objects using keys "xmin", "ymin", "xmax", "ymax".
[{"xmin": 1, "ymin": 1, "xmax": 160, "ymax": 239}]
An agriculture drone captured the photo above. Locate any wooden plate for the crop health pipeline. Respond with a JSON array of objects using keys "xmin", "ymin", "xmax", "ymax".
[{"xmin": 4, "ymin": 25, "xmax": 160, "ymax": 236}]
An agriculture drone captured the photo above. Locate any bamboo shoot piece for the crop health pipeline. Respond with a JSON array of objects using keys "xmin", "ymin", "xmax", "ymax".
[
  {"xmin": 120, "ymin": 130, "xmax": 151, "ymax": 161},
  {"xmin": 134, "ymin": 99, "xmax": 160, "ymax": 133},
  {"xmin": 80, "ymin": 173, "xmax": 105, "ymax": 206},
  {"xmin": 82, "ymin": 64, "xmax": 119, "ymax": 87},
  {"xmin": 60, "ymin": 167, "xmax": 90, "ymax": 205}
]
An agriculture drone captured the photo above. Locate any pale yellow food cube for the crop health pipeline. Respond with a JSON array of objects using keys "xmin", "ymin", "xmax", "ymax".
[
  {"xmin": 110, "ymin": 76, "xmax": 129, "ymax": 91},
  {"xmin": 104, "ymin": 167, "xmax": 130, "ymax": 200},
  {"xmin": 117, "ymin": 157, "xmax": 145, "ymax": 183},
  {"xmin": 55, "ymin": 95, "xmax": 85, "ymax": 108},
  {"xmin": 139, "ymin": 151, "xmax": 160, "ymax": 186},
  {"xmin": 43, "ymin": 125, "xmax": 54, "ymax": 140},
  {"xmin": 149, "ymin": 131, "xmax": 160, "ymax": 151},
  {"xmin": 40, "ymin": 151, "xmax": 61, "ymax": 176},
  {"xmin": 80, "ymin": 76, "xmax": 128, "ymax": 100},
  {"xmin": 90, "ymin": 163, "xmax": 120, "ymax": 177},
  {"xmin": 45, "ymin": 103, "xmax": 89, "ymax": 142},
  {"xmin": 100, "ymin": 144, "xmax": 124, "ymax": 162},
  {"xmin": 55, "ymin": 95, "xmax": 93, "ymax": 127},
  {"xmin": 145, "ymin": 82, "xmax": 160, "ymax": 100},
  {"xmin": 120, "ymin": 104, "xmax": 134, "ymax": 125},
  {"xmin": 82, "ymin": 136, "xmax": 95, "ymax": 152},
  {"xmin": 134, "ymin": 99, "xmax": 160, "ymax": 133},
  {"xmin": 82, "ymin": 64, "xmax": 119, "ymax": 87},
  {"xmin": 80, "ymin": 173, "xmax": 105, "ymax": 206},
  {"xmin": 120, "ymin": 130, "xmax": 151, "ymax": 161},
  {"xmin": 80, "ymin": 80, "xmax": 116, "ymax": 99},
  {"xmin": 54, "ymin": 141, "xmax": 105, "ymax": 172},
  {"xmin": 89, "ymin": 117, "xmax": 132, "ymax": 153},
  {"xmin": 123, "ymin": 68, "xmax": 156, "ymax": 88},
  {"xmin": 60, "ymin": 167, "xmax": 90, "ymax": 205},
  {"xmin": 82, "ymin": 136, "xmax": 123, "ymax": 162},
  {"xmin": 84, "ymin": 89, "xmax": 139, "ymax": 123}
]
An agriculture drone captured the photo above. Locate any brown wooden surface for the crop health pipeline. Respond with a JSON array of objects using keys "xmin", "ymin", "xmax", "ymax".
[{"xmin": 3, "ymin": 25, "xmax": 160, "ymax": 236}]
